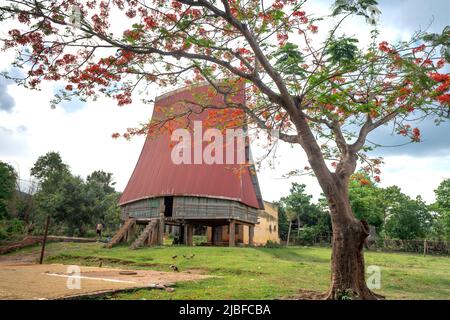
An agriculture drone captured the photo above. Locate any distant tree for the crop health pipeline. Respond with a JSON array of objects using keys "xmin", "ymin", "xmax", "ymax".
[
  {"xmin": 284, "ymin": 207, "xmax": 297, "ymax": 247},
  {"xmin": 281, "ymin": 183, "xmax": 320, "ymax": 225},
  {"xmin": 0, "ymin": 161, "xmax": 17, "ymax": 219},
  {"xmin": 434, "ymin": 179, "xmax": 450, "ymax": 210},
  {"xmin": 85, "ymin": 170, "xmax": 120, "ymax": 231},
  {"xmin": 102, "ymin": 192, "xmax": 122, "ymax": 233},
  {"xmin": 384, "ymin": 195, "xmax": 432, "ymax": 240},
  {"xmin": 280, "ymin": 183, "xmax": 331, "ymax": 244},
  {"xmin": 30, "ymin": 151, "xmax": 69, "ymax": 181},
  {"xmin": 430, "ymin": 179, "xmax": 450, "ymax": 240},
  {"xmin": 87, "ymin": 170, "xmax": 116, "ymax": 193},
  {"xmin": 35, "ymin": 173, "xmax": 91, "ymax": 236},
  {"xmin": 348, "ymin": 173, "xmax": 384, "ymax": 230},
  {"xmin": 276, "ymin": 202, "xmax": 289, "ymax": 241}
]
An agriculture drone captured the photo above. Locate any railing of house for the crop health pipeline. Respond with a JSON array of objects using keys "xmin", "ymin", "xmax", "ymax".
[{"xmin": 121, "ymin": 196, "xmax": 259, "ymax": 223}]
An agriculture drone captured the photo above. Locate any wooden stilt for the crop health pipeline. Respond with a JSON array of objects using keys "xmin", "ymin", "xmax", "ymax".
[
  {"xmin": 158, "ymin": 214, "xmax": 164, "ymax": 245},
  {"xmin": 125, "ymin": 221, "xmax": 134, "ymax": 242},
  {"xmin": 187, "ymin": 224, "xmax": 194, "ymax": 246},
  {"xmin": 249, "ymin": 225, "xmax": 254, "ymax": 247},
  {"xmin": 211, "ymin": 226, "xmax": 216, "ymax": 245},
  {"xmin": 183, "ymin": 223, "xmax": 189, "ymax": 245},
  {"xmin": 229, "ymin": 220, "xmax": 235, "ymax": 247}
]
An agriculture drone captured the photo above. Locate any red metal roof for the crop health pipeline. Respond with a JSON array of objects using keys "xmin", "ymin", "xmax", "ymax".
[{"xmin": 119, "ymin": 83, "xmax": 263, "ymax": 209}]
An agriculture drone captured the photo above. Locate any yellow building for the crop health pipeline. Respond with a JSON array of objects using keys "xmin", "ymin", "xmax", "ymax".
[{"xmin": 206, "ymin": 201, "xmax": 280, "ymax": 246}]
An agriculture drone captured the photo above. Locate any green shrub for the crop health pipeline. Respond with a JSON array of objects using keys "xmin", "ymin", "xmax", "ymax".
[
  {"xmin": 264, "ymin": 240, "xmax": 283, "ymax": 248},
  {"xmin": 193, "ymin": 235, "xmax": 207, "ymax": 246},
  {"xmin": 0, "ymin": 219, "xmax": 25, "ymax": 240},
  {"xmin": 297, "ymin": 226, "xmax": 319, "ymax": 245},
  {"xmin": 0, "ymin": 224, "xmax": 8, "ymax": 240}
]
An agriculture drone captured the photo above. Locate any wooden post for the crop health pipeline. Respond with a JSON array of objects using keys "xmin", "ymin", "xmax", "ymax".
[
  {"xmin": 125, "ymin": 220, "xmax": 134, "ymax": 242},
  {"xmin": 187, "ymin": 224, "xmax": 193, "ymax": 246},
  {"xmin": 211, "ymin": 226, "xmax": 216, "ymax": 245},
  {"xmin": 39, "ymin": 215, "xmax": 50, "ymax": 264},
  {"xmin": 229, "ymin": 220, "xmax": 235, "ymax": 247},
  {"xmin": 249, "ymin": 225, "xmax": 254, "ymax": 247},
  {"xmin": 158, "ymin": 213, "xmax": 164, "ymax": 245},
  {"xmin": 183, "ymin": 223, "xmax": 189, "ymax": 245},
  {"xmin": 423, "ymin": 239, "xmax": 428, "ymax": 256}
]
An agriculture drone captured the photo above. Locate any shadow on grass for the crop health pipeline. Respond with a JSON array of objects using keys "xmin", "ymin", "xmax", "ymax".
[{"xmin": 255, "ymin": 246, "xmax": 330, "ymax": 264}]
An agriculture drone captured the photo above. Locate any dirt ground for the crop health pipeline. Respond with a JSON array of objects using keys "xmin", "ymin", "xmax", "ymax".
[{"xmin": 0, "ymin": 260, "xmax": 210, "ymax": 300}]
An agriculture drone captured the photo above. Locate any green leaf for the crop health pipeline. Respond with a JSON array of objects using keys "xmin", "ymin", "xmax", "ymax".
[
  {"xmin": 273, "ymin": 43, "xmax": 306, "ymax": 76},
  {"xmin": 326, "ymin": 37, "xmax": 359, "ymax": 65}
]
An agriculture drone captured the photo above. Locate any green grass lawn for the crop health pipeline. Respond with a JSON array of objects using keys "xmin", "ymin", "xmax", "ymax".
[{"xmin": 6, "ymin": 242, "xmax": 450, "ymax": 300}]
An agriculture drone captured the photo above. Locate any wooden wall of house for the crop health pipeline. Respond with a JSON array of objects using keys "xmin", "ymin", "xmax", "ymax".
[
  {"xmin": 206, "ymin": 201, "xmax": 280, "ymax": 246},
  {"xmin": 206, "ymin": 224, "xmax": 245, "ymax": 244},
  {"xmin": 121, "ymin": 196, "xmax": 258, "ymax": 224}
]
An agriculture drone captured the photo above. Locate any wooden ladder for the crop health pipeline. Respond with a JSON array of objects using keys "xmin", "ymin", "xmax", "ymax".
[
  {"xmin": 130, "ymin": 219, "xmax": 158, "ymax": 250},
  {"xmin": 106, "ymin": 218, "xmax": 136, "ymax": 248}
]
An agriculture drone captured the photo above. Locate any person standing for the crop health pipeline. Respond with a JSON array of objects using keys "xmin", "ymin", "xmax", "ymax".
[{"xmin": 96, "ymin": 223, "xmax": 103, "ymax": 241}]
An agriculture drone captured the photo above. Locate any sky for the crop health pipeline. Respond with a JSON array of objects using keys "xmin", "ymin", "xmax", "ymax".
[{"xmin": 0, "ymin": 0, "xmax": 449, "ymax": 204}]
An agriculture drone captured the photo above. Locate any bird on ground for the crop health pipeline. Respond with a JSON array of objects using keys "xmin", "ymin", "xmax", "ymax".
[
  {"xmin": 170, "ymin": 265, "xmax": 179, "ymax": 272},
  {"xmin": 172, "ymin": 255, "xmax": 177, "ymax": 259}
]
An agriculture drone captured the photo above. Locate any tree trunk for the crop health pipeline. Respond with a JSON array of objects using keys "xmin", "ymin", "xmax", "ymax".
[
  {"xmin": 289, "ymin": 111, "xmax": 383, "ymax": 299},
  {"xmin": 324, "ymin": 188, "xmax": 383, "ymax": 300},
  {"xmin": 286, "ymin": 220, "xmax": 292, "ymax": 247}
]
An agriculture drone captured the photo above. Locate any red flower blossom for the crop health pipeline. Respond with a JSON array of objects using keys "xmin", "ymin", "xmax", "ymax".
[
  {"xmin": 125, "ymin": 9, "xmax": 136, "ymax": 18},
  {"xmin": 171, "ymin": 1, "xmax": 182, "ymax": 10},
  {"xmin": 272, "ymin": 2, "xmax": 284, "ymax": 9},
  {"xmin": 237, "ymin": 48, "xmax": 251, "ymax": 55},
  {"xmin": 412, "ymin": 44, "xmax": 426, "ymax": 53},
  {"xmin": 437, "ymin": 94, "xmax": 450, "ymax": 105},
  {"xmin": 165, "ymin": 13, "xmax": 178, "ymax": 22},
  {"xmin": 436, "ymin": 81, "xmax": 450, "ymax": 93},
  {"xmin": 144, "ymin": 16, "xmax": 157, "ymax": 29},
  {"xmin": 412, "ymin": 127, "xmax": 421, "ymax": 142},
  {"xmin": 360, "ymin": 178, "xmax": 370, "ymax": 186},
  {"xmin": 378, "ymin": 41, "xmax": 390, "ymax": 52},
  {"xmin": 429, "ymin": 72, "xmax": 449, "ymax": 83},
  {"xmin": 293, "ymin": 11, "xmax": 306, "ymax": 17},
  {"xmin": 308, "ymin": 25, "xmax": 318, "ymax": 33},
  {"xmin": 422, "ymin": 58, "xmax": 433, "ymax": 66}
]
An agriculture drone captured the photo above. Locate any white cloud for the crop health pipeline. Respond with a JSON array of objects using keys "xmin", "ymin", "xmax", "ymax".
[
  {"xmin": 0, "ymin": 81, "xmax": 152, "ymax": 189},
  {"xmin": 255, "ymin": 143, "xmax": 450, "ymax": 204}
]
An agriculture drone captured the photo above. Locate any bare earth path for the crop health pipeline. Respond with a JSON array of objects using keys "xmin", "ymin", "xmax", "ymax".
[{"xmin": 0, "ymin": 252, "xmax": 210, "ymax": 300}]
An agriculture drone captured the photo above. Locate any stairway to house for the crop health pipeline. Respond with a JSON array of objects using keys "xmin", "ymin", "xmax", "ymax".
[
  {"xmin": 130, "ymin": 219, "xmax": 158, "ymax": 249},
  {"xmin": 106, "ymin": 218, "xmax": 136, "ymax": 248}
]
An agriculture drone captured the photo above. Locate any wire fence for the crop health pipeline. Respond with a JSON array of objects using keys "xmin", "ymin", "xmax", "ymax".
[
  {"xmin": 369, "ymin": 239, "xmax": 450, "ymax": 255},
  {"xmin": 283, "ymin": 236, "xmax": 450, "ymax": 255}
]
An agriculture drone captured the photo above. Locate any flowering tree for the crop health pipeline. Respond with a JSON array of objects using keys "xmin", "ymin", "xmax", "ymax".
[{"xmin": 1, "ymin": 0, "xmax": 449, "ymax": 299}]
